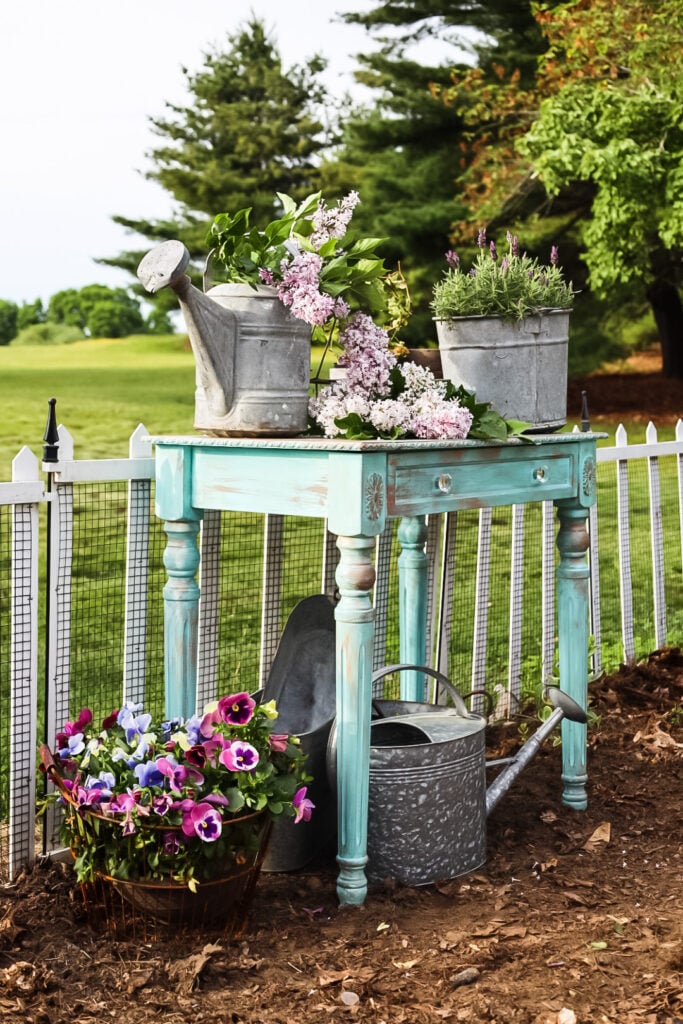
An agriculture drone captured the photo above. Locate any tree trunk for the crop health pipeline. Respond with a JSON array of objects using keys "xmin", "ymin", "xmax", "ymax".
[{"xmin": 646, "ymin": 280, "xmax": 683, "ymax": 379}]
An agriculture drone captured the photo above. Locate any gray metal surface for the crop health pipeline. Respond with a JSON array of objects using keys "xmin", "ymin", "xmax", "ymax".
[
  {"xmin": 261, "ymin": 595, "xmax": 337, "ymax": 872},
  {"xmin": 366, "ymin": 710, "xmax": 487, "ymax": 885},
  {"xmin": 436, "ymin": 311, "xmax": 570, "ymax": 431},
  {"xmin": 137, "ymin": 241, "xmax": 311, "ymax": 436}
]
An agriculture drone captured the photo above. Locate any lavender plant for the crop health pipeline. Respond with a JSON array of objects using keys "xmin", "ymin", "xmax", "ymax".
[
  {"xmin": 40, "ymin": 694, "xmax": 312, "ymax": 890},
  {"xmin": 432, "ymin": 229, "xmax": 575, "ymax": 322}
]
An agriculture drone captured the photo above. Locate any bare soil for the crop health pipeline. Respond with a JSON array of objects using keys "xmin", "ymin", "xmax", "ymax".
[
  {"xmin": 1, "ymin": 355, "xmax": 681, "ymax": 1024},
  {"xmin": 567, "ymin": 346, "xmax": 683, "ymax": 427}
]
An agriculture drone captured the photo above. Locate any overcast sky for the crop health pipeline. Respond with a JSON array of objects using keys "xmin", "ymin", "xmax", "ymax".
[{"xmin": 1, "ymin": 0, "xmax": 463, "ymax": 307}]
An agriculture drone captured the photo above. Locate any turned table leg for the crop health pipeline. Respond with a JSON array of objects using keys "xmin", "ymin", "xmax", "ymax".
[
  {"xmin": 334, "ymin": 534, "xmax": 376, "ymax": 907},
  {"xmin": 556, "ymin": 499, "xmax": 591, "ymax": 809},
  {"xmin": 162, "ymin": 519, "xmax": 200, "ymax": 720},
  {"xmin": 398, "ymin": 515, "xmax": 429, "ymax": 701}
]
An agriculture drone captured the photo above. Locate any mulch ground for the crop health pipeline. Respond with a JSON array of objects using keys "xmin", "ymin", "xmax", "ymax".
[{"xmin": 1, "ymin": 648, "xmax": 681, "ymax": 1024}]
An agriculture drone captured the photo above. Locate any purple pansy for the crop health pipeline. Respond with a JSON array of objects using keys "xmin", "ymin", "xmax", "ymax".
[
  {"xmin": 157, "ymin": 756, "xmax": 205, "ymax": 792},
  {"xmin": 292, "ymin": 787, "xmax": 315, "ymax": 824},
  {"xmin": 181, "ymin": 802, "xmax": 223, "ymax": 842},
  {"xmin": 218, "ymin": 691, "xmax": 256, "ymax": 726},
  {"xmin": 134, "ymin": 759, "xmax": 164, "ymax": 788},
  {"xmin": 219, "ymin": 741, "xmax": 260, "ymax": 772}
]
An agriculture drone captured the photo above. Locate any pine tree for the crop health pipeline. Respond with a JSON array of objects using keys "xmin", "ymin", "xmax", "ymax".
[{"xmin": 102, "ymin": 18, "xmax": 332, "ymax": 286}]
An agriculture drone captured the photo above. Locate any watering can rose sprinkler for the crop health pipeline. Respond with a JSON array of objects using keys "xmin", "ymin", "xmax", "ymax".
[{"xmin": 328, "ymin": 666, "xmax": 588, "ymax": 886}]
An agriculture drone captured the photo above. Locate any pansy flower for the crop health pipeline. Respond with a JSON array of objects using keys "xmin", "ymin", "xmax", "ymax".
[
  {"xmin": 218, "ymin": 692, "xmax": 256, "ymax": 726},
  {"xmin": 219, "ymin": 741, "xmax": 259, "ymax": 772},
  {"xmin": 292, "ymin": 786, "xmax": 315, "ymax": 824}
]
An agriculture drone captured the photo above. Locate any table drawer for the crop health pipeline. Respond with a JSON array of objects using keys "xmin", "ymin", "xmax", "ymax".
[{"xmin": 387, "ymin": 448, "xmax": 577, "ymax": 515}]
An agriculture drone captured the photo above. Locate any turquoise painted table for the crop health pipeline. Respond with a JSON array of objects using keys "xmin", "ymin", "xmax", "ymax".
[{"xmin": 152, "ymin": 433, "xmax": 600, "ymax": 906}]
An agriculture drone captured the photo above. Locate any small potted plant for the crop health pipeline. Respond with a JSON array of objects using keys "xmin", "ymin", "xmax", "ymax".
[
  {"xmin": 40, "ymin": 691, "xmax": 313, "ymax": 932},
  {"xmin": 432, "ymin": 230, "xmax": 575, "ymax": 431}
]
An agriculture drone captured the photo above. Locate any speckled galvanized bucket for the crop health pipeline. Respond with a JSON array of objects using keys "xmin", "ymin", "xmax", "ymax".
[{"xmin": 366, "ymin": 704, "xmax": 487, "ymax": 885}]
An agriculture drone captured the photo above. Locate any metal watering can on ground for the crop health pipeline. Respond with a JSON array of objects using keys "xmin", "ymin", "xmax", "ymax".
[
  {"xmin": 137, "ymin": 241, "xmax": 311, "ymax": 436},
  {"xmin": 328, "ymin": 664, "xmax": 587, "ymax": 886}
]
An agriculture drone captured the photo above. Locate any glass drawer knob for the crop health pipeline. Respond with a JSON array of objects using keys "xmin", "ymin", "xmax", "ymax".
[
  {"xmin": 437, "ymin": 473, "xmax": 452, "ymax": 493},
  {"xmin": 533, "ymin": 466, "xmax": 547, "ymax": 482}
]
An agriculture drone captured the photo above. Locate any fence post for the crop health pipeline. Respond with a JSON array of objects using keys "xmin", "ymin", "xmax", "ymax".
[
  {"xmin": 470, "ymin": 507, "xmax": 492, "ymax": 712},
  {"xmin": 507, "ymin": 504, "xmax": 525, "ymax": 702},
  {"xmin": 123, "ymin": 424, "xmax": 152, "ymax": 706},
  {"xmin": 9, "ymin": 447, "xmax": 41, "ymax": 877},
  {"xmin": 541, "ymin": 500, "xmax": 556, "ymax": 683},
  {"xmin": 197, "ymin": 509, "xmax": 222, "ymax": 710},
  {"xmin": 615, "ymin": 424, "xmax": 635, "ymax": 662},
  {"xmin": 677, "ymin": 420, "xmax": 683, "ymax": 583},
  {"xmin": 645, "ymin": 422, "xmax": 667, "ymax": 648},
  {"xmin": 259, "ymin": 514, "xmax": 284, "ymax": 689}
]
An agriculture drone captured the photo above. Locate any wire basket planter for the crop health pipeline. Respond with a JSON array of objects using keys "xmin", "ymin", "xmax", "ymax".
[{"xmin": 40, "ymin": 744, "xmax": 273, "ymax": 939}]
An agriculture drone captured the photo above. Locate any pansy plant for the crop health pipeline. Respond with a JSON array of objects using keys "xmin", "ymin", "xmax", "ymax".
[{"xmin": 41, "ymin": 694, "xmax": 311, "ymax": 891}]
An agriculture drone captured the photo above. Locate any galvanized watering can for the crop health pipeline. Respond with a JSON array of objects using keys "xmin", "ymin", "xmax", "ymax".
[
  {"xmin": 137, "ymin": 241, "xmax": 311, "ymax": 436},
  {"xmin": 328, "ymin": 664, "xmax": 587, "ymax": 886}
]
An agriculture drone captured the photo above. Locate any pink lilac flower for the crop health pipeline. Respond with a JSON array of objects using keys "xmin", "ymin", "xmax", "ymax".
[
  {"xmin": 259, "ymin": 267, "xmax": 274, "ymax": 284},
  {"xmin": 277, "ymin": 251, "xmax": 335, "ymax": 326},
  {"xmin": 310, "ymin": 191, "xmax": 360, "ymax": 247},
  {"xmin": 292, "ymin": 787, "xmax": 315, "ymax": 824},
  {"xmin": 338, "ymin": 312, "xmax": 396, "ymax": 396},
  {"xmin": 181, "ymin": 802, "xmax": 223, "ymax": 842},
  {"xmin": 219, "ymin": 741, "xmax": 260, "ymax": 772},
  {"xmin": 218, "ymin": 691, "xmax": 256, "ymax": 726},
  {"xmin": 368, "ymin": 398, "xmax": 412, "ymax": 435}
]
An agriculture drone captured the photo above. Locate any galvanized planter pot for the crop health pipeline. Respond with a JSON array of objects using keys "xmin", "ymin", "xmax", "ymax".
[{"xmin": 435, "ymin": 310, "xmax": 570, "ymax": 432}]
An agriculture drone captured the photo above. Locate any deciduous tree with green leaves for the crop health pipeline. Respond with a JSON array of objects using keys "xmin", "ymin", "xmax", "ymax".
[{"xmin": 518, "ymin": 0, "xmax": 683, "ymax": 377}]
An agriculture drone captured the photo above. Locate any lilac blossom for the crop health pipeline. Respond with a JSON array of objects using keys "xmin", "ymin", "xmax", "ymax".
[
  {"xmin": 277, "ymin": 251, "xmax": 335, "ymax": 326},
  {"xmin": 309, "ymin": 191, "xmax": 360, "ymax": 247},
  {"xmin": 219, "ymin": 741, "xmax": 260, "ymax": 772},
  {"xmin": 338, "ymin": 312, "xmax": 396, "ymax": 396},
  {"xmin": 292, "ymin": 787, "xmax": 315, "ymax": 824},
  {"xmin": 258, "ymin": 267, "xmax": 274, "ymax": 284}
]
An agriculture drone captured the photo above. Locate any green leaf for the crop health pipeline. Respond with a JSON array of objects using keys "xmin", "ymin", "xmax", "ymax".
[{"xmin": 334, "ymin": 412, "xmax": 376, "ymax": 440}]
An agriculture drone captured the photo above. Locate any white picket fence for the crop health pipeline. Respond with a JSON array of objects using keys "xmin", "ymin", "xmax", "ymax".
[{"xmin": 1, "ymin": 419, "xmax": 682, "ymax": 877}]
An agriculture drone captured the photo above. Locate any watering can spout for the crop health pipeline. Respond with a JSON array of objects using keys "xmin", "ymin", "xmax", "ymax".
[
  {"xmin": 137, "ymin": 240, "xmax": 236, "ymax": 421},
  {"xmin": 485, "ymin": 686, "xmax": 587, "ymax": 816}
]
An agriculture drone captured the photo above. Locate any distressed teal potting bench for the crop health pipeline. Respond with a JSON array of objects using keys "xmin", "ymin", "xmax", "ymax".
[{"xmin": 152, "ymin": 433, "xmax": 599, "ymax": 906}]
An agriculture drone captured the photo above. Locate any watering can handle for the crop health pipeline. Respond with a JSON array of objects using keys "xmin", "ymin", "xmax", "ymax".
[{"xmin": 372, "ymin": 663, "xmax": 470, "ymax": 718}]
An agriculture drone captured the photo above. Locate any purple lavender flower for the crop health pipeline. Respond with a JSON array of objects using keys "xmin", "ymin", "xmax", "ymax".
[
  {"xmin": 445, "ymin": 250, "xmax": 460, "ymax": 270},
  {"xmin": 219, "ymin": 741, "xmax": 260, "ymax": 772},
  {"xmin": 506, "ymin": 231, "xmax": 520, "ymax": 257},
  {"xmin": 550, "ymin": 245, "xmax": 559, "ymax": 266},
  {"xmin": 489, "ymin": 240, "xmax": 498, "ymax": 261},
  {"xmin": 218, "ymin": 691, "xmax": 256, "ymax": 726},
  {"xmin": 477, "ymin": 227, "xmax": 487, "ymax": 248},
  {"xmin": 500, "ymin": 257, "xmax": 509, "ymax": 272}
]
